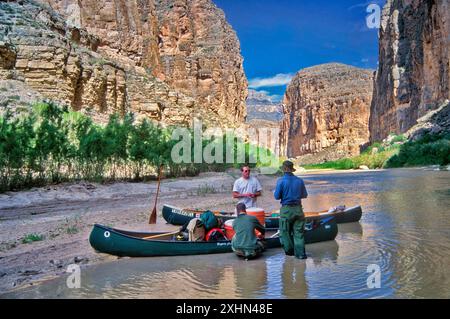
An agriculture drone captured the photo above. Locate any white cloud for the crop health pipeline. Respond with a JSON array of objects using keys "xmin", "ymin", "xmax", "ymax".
[
  {"xmin": 248, "ymin": 73, "xmax": 294, "ymax": 89},
  {"xmin": 256, "ymin": 89, "xmax": 271, "ymax": 95},
  {"xmin": 348, "ymin": 0, "xmax": 385, "ymax": 11}
]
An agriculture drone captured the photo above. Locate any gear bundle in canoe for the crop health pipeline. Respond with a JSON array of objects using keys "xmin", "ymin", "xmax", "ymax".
[
  {"xmin": 89, "ymin": 216, "xmax": 338, "ymax": 257},
  {"xmin": 162, "ymin": 204, "xmax": 362, "ymax": 228}
]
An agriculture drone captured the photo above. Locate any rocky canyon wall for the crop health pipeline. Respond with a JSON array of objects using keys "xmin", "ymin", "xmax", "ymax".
[
  {"xmin": 280, "ymin": 63, "xmax": 373, "ymax": 162},
  {"xmin": 155, "ymin": 0, "xmax": 248, "ymax": 123},
  {"xmin": 370, "ymin": 0, "xmax": 450, "ymax": 142},
  {"xmin": 37, "ymin": 0, "xmax": 162, "ymax": 73},
  {"xmin": 0, "ymin": 0, "xmax": 247, "ymax": 127}
]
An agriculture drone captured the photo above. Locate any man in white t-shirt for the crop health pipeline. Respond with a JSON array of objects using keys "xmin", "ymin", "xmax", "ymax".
[{"xmin": 232, "ymin": 165, "xmax": 262, "ymax": 209}]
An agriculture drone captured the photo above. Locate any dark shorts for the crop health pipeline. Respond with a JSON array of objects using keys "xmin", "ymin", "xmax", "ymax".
[{"xmin": 233, "ymin": 240, "xmax": 265, "ymax": 259}]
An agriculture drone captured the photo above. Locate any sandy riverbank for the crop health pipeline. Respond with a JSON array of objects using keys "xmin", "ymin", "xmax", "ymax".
[
  {"xmin": 0, "ymin": 168, "xmax": 378, "ymax": 294},
  {"xmin": 0, "ymin": 169, "xmax": 286, "ymax": 294}
]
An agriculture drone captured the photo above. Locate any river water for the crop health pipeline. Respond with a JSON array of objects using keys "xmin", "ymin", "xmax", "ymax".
[{"xmin": 3, "ymin": 168, "xmax": 450, "ymax": 299}]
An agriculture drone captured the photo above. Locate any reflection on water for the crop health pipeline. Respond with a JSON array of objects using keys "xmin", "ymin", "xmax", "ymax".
[
  {"xmin": 2, "ymin": 169, "xmax": 450, "ymax": 299},
  {"xmin": 338, "ymin": 222, "xmax": 363, "ymax": 235}
]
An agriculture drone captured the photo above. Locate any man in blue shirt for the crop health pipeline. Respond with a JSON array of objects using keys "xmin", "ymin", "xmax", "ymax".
[{"xmin": 274, "ymin": 160, "xmax": 308, "ymax": 259}]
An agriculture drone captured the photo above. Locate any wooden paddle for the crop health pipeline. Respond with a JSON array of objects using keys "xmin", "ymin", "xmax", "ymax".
[
  {"xmin": 270, "ymin": 230, "xmax": 280, "ymax": 238},
  {"xmin": 143, "ymin": 230, "xmax": 180, "ymax": 240},
  {"xmin": 305, "ymin": 210, "xmax": 329, "ymax": 217},
  {"xmin": 149, "ymin": 165, "xmax": 163, "ymax": 224}
]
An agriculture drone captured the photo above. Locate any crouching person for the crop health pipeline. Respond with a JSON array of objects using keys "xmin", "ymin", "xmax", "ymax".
[{"xmin": 231, "ymin": 203, "xmax": 266, "ymax": 260}]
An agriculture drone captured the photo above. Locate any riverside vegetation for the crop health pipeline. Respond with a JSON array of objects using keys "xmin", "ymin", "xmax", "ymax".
[
  {"xmin": 303, "ymin": 133, "xmax": 450, "ymax": 170},
  {"xmin": 0, "ymin": 101, "xmax": 278, "ymax": 193},
  {"xmin": 2, "ymin": 102, "xmax": 447, "ymax": 193}
]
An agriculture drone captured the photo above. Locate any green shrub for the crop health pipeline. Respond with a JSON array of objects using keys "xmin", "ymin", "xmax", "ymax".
[
  {"xmin": 21, "ymin": 233, "xmax": 45, "ymax": 244},
  {"xmin": 385, "ymin": 133, "xmax": 450, "ymax": 168},
  {"xmin": 391, "ymin": 134, "xmax": 407, "ymax": 143},
  {"xmin": 66, "ymin": 226, "xmax": 79, "ymax": 234},
  {"xmin": 303, "ymin": 144, "xmax": 401, "ymax": 170},
  {"xmin": 0, "ymin": 101, "xmax": 278, "ymax": 192}
]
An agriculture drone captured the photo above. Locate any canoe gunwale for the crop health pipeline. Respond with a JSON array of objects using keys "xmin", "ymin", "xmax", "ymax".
[
  {"xmin": 89, "ymin": 216, "xmax": 338, "ymax": 257},
  {"xmin": 162, "ymin": 204, "xmax": 362, "ymax": 227},
  {"xmin": 92, "ymin": 224, "xmax": 281, "ymax": 244}
]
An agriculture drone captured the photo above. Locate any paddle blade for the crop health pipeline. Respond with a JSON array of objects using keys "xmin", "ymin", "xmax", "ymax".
[{"xmin": 149, "ymin": 207, "xmax": 157, "ymax": 224}]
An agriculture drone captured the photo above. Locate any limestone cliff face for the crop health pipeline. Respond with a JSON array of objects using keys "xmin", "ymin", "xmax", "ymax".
[
  {"xmin": 155, "ymin": 0, "xmax": 247, "ymax": 123},
  {"xmin": 280, "ymin": 63, "xmax": 373, "ymax": 162},
  {"xmin": 37, "ymin": 0, "xmax": 161, "ymax": 73},
  {"xmin": 370, "ymin": 0, "xmax": 450, "ymax": 142},
  {"xmin": 0, "ymin": 0, "xmax": 197, "ymax": 125},
  {"xmin": 0, "ymin": 0, "xmax": 247, "ymax": 127}
]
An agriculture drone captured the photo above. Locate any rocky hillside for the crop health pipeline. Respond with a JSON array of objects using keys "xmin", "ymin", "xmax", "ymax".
[
  {"xmin": 246, "ymin": 89, "xmax": 283, "ymax": 123},
  {"xmin": 280, "ymin": 63, "xmax": 373, "ymax": 162},
  {"xmin": 406, "ymin": 100, "xmax": 450, "ymax": 142},
  {"xmin": 370, "ymin": 0, "xmax": 450, "ymax": 142},
  {"xmin": 0, "ymin": 0, "xmax": 247, "ymax": 127}
]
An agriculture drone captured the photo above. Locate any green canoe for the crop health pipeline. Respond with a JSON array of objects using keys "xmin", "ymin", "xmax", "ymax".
[
  {"xmin": 89, "ymin": 217, "xmax": 338, "ymax": 257},
  {"xmin": 162, "ymin": 204, "xmax": 362, "ymax": 228}
]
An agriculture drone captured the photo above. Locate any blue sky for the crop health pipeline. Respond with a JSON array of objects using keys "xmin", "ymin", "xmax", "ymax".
[{"xmin": 213, "ymin": 0, "xmax": 385, "ymax": 101}]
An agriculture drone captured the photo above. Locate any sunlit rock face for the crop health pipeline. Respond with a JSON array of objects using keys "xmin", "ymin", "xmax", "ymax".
[
  {"xmin": 155, "ymin": 0, "xmax": 248, "ymax": 125},
  {"xmin": 37, "ymin": 0, "xmax": 162, "ymax": 73},
  {"xmin": 370, "ymin": 0, "xmax": 450, "ymax": 142},
  {"xmin": 1, "ymin": 0, "xmax": 247, "ymax": 127},
  {"xmin": 280, "ymin": 63, "xmax": 373, "ymax": 162}
]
